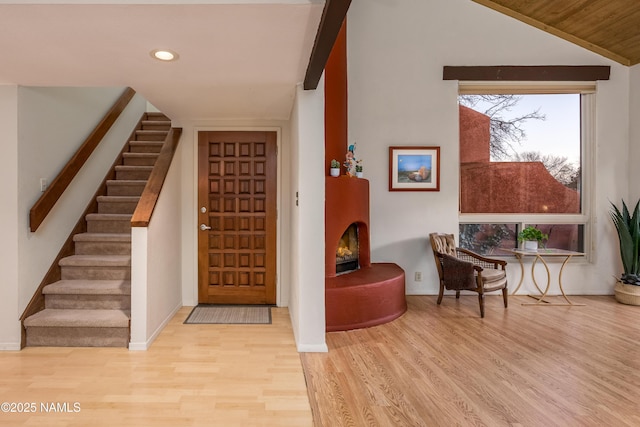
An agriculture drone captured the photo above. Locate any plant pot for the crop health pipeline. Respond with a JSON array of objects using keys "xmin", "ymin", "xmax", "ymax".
[
  {"xmin": 356, "ymin": 171, "xmax": 363, "ymax": 178},
  {"xmin": 330, "ymin": 168, "xmax": 340, "ymax": 177},
  {"xmin": 614, "ymin": 281, "xmax": 640, "ymax": 305},
  {"xmin": 523, "ymin": 240, "xmax": 538, "ymax": 251}
]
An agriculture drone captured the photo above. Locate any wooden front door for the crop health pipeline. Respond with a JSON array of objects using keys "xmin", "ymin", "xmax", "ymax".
[{"xmin": 198, "ymin": 131, "xmax": 277, "ymax": 304}]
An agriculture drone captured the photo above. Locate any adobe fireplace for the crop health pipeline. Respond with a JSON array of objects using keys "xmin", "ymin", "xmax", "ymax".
[{"xmin": 325, "ymin": 176, "xmax": 406, "ymax": 331}]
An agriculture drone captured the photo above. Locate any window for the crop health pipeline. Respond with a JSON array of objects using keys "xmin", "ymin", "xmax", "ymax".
[{"xmin": 458, "ymin": 83, "xmax": 594, "ymax": 255}]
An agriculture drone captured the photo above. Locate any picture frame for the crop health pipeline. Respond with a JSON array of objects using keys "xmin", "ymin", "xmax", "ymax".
[{"xmin": 389, "ymin": 146, "xmax": 440, "ymax": 191}]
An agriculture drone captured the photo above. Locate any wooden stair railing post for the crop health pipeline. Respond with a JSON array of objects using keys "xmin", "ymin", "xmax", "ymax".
[{"xmin": 29, "ymin": 87, "xmax": 136, "ymax": 232}]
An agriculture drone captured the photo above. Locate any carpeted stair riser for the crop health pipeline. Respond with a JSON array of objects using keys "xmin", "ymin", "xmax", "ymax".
[
  {"xmin": 74, "ymin": 236, "xmax": 131, "ymax": 255},
  {"xmin": 75, "ymin": 241, "xmax": 131, "ymax": 255},
  {"xmin": 122, "ymin": 152, "xmax": 159, "ymax": 167},
  {"xmin": 59, "ymin": 255, "xmax": 130, "ymax": 280},
  {"xmin": 86, "ymin": 214, "xmax": 132, "ymax": 233},
  {"xmin": 129, "ymin": 141, "xmax": 164, "ymax": 153},
  {"xmin": 45, "ymin": 294, "xmax": 130, "ymax": 310},
  {"xmin": 24, "ymin": 308, "xmax": 131, "ymax": 347},
  {"xmin": 43, "ymin": 279, "xmax": 131, "ymax": 310},
  {"xmin": 141, "ymin": 120, "xmax": 171, "ymax": 131},
  {"xmin": 26, "ymin": 327, "xmax": 129, "ymax": 347},
  {"xmin": 115, "ymin": 166, "xmax": 153, "ymax": 180},
  {"xmin": 106, "ymin": 180, "xmax": 147, "ymax": 196},
  {"xmin": 61, "ymin": 266, "xmax": 130, "ymax": 281},
  {"xmin": 135, "ymin": 130, "xmax": 168, "ymax": 141},
  {"xmin": 97, "ymin": 196, "xmax": 140, "ymax": 214}
]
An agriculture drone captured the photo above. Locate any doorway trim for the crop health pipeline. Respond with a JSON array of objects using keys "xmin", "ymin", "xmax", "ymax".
[{"xmin": 191, "ymin": 126, "xmax": 284, "ymax": 307}]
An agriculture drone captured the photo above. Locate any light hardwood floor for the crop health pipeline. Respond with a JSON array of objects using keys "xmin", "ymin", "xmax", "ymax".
[
  {"xmin": 301, "ymin": 295, "xmax": 640, "ymax": 427},
  {"xmin": 3, "ymin": 296, "xmax": 639, "ymax": 426},
  {"xmin": 0, "ymin": 307, "xmax": 312, "ymax": 427}
]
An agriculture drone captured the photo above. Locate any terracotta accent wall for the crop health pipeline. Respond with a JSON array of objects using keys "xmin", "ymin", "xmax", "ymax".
[
  {"xmin": 324, "ymin": 20, "xmax": 348, "ymax": 172},
  {"xmin": 459, "ymin": 106, "xmax": 579, "ymax": 213},
  {"xmin": 459, "ymin": 106, "xmax": 490, "ymax": 163}
]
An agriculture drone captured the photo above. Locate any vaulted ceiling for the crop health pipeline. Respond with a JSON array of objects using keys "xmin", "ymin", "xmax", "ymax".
[
  {"xmin": 2, "ymin": 1, "xmax": 638, "ymax": 124},
  {"xmin": 473, "ymin": 0, "xmax": 640, "ymax": 66}
]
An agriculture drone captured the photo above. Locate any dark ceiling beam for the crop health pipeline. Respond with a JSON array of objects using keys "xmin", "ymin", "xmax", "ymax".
[{"xmin": 303, "ymin": 0, "xmax": 352, "ymax": 90}]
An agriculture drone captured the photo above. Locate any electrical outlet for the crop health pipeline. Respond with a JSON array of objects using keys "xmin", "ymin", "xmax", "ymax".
[
  {"xmin": 415, "ymin": 271, "xmax": 422, "ymax": 282},
  {"xmin": 40, "ymin": 178, "xmax": 48, "ymax": 192}
]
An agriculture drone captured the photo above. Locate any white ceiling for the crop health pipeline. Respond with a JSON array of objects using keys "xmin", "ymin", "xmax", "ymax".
[{"xmin": 0, "ymin": 1, "xmax": 324, "ymax": 122}]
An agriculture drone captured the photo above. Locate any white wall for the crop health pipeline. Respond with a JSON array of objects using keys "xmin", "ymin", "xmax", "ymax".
[
  {"xmin": 16, "ymin": 87, "xmax": 146, "ymax": 319},
  {"xmin": 347, "ymin": 0, "xmax": 629, "ymax": 296},
  {"xmin": 130, "ymin": 142, "xmax": 183, "ymax": 350},
  {"xmin": 629, "ymin": 65, "xmax": 640, "ymax": 202},
  {"xmin": 289, "ymin": 81, "xmax": 327, "ymax": 352},
  {"xmin": 0, "ymin": 86, "xmax": 20, "ymax": 349}
]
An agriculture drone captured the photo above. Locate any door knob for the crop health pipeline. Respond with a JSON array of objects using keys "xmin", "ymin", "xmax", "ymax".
[{"xmin": 200, "ymin": 224, "xmax": 212, "ymax": 231}]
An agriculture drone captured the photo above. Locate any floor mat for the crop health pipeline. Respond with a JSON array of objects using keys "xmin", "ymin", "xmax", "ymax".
[{"xmin": 184, "ymin": 305, "xmax": 272, "ymax": 324}]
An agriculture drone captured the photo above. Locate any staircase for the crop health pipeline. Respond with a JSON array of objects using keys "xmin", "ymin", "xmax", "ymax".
[{"xmin": 23, "ymin": 112, "xmax": 171, "ymax": 347}]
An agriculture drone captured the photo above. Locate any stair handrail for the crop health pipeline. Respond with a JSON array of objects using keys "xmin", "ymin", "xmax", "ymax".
[
  {"xmin": 29, "ymin": 87, "xmax": 136, "ymax": 232},
  {"xmin": 131, "ymin": 127, "xmax": 183, "ymax": 227}
]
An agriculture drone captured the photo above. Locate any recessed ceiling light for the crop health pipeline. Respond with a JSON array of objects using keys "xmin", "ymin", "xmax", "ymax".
[{"xmin": 151, "ymin": 49, "xmax": 179, "ymax": 62}]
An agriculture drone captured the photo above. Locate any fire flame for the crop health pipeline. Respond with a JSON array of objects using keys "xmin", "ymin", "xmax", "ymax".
[{"xmin": 337, "ymin": 246, "xmax": 352, "ymax": 257}]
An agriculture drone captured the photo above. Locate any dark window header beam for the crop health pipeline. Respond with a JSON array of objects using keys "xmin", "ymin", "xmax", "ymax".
[{"xmin": 443, "ymin": 65, "xmax": 610, "ymax": 81}]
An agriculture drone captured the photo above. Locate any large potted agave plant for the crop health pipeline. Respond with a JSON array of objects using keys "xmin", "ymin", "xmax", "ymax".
[{"xmin": 609, "ymin": 199, "xmax": 640, "ymax": 305}]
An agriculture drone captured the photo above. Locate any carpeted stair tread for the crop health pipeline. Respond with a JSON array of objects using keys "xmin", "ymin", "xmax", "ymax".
[
  {"xmin": 85, "ymin": 213, "xmax": 132, "ymax": 220},
  {"xmin": 135, "ymin": 130, "xmax": 167, "ymax": 136},
  {"xmin": 73, "ymin": 233, "xmax": 131, "ymax": 243},
  {"xmin": 59, "ymin": 254, "xmax": 130, "ymax": 267},
  {"xmin": 107, "ymin": 179, "xmax": 148, "ymax": 185},
  {"xmin": 141, "ymin": 120, "xmax": 170, "ymax": 125},
  {"xmin": 114, "ymin": 165, "xmax": 154, "ymax": 172},
  {"xmin": 122, "ymin": 152, "xmax": 160, "ymax": 158},
  {"xmin": 97, "ymin": 195, "xmax": 140, "ymax": 203},
  {"xmin": 24, "ymin": 309, "xmax": 130, "ymax": 328},
  {"xmin": 129, "ymin": 140, "xmax": 164, "ymax": 145},
  {"xmin": 43, "ymin": 280, "xmax": 131, "ymax": 296},
  {"xmin": 129, "ymin": 141, "xmax": 164, "ymax": 152}
]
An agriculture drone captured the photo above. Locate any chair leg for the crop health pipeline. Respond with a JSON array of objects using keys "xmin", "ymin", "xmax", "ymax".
[
  {"xmin": 478, "ymin": 293, "xmax": 485, "ymax": 318},
  {"xmin": 455, "ymin": 291, "xmax": 460, "ymax": 299},
  {"xmin": 437, "ymin": 283, "xmax": 444, "ymax": 305},
  {"xmin": 502, "ymin": 287, "xmax": 508, "ymax": 308}
]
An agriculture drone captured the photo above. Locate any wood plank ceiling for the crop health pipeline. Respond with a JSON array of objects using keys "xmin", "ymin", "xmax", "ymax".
[{"xmin": 472, "ymin": 0, "xmax": 640, "ymax": 66}]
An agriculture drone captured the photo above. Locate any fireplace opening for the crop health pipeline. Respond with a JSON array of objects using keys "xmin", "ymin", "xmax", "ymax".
[{"xmin": 336, "ymin": 223, "xmax": 359, "ymax": 275}]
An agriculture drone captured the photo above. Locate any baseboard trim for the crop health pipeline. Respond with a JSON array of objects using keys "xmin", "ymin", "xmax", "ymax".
[
  {"xmin": 0, "ymin": 342, "xmax": 22, "ymax": 351},
  {"xmin": 296, "ymin": 343, "xmax": 328, "ymax": 353},
  {"xmin": 128, "ymin": 302, "xmax": 182, "ymax": 351}
]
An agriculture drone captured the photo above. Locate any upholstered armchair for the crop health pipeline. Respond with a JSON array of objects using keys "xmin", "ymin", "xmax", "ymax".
[{"xmin": 429, "ymin": 233, "xmax": 508, "ymax": 317}]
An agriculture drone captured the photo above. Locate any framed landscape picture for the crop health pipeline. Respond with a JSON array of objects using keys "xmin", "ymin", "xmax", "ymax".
[{"xmin": 389, "ymin": 146, "xmax": 440, "ymax": 191}]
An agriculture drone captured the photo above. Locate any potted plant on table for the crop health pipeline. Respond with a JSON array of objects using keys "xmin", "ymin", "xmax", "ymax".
[
  {"xmin": 517, "ymin": 226, "xmax": 548, "ymax": 252},
  {"xmin": 330, "ymin": 159, "xmax": 340, "ymax": 177},
  {"xmin": 609, "ymin": 199, "xmax": 640, "ymax": 305}
]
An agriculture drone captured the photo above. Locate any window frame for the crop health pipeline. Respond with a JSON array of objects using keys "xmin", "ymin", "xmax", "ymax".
[{"xmin": 457, "ymin": 82, "xmax": 596, "ymax": 260}]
